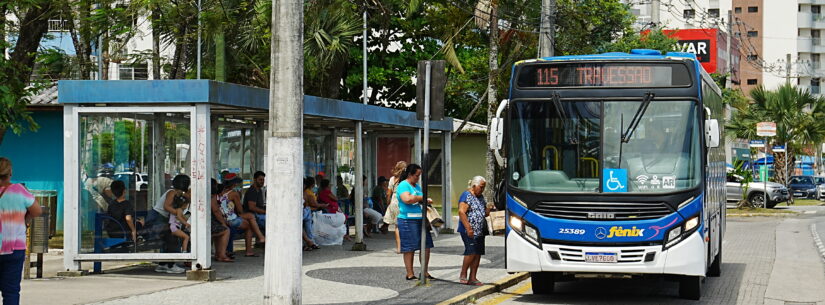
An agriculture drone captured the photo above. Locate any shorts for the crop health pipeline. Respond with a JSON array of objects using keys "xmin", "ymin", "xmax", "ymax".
[
  {"xmin": 170, "ymin": 223, "xmax": 181, "ymax": 233},
  {"xmin": 227, "ymin": 217, "xmax": 243, "ymax": 230},
  {"xmin": 459, "ymin": 231, "xmax": 486, "ymax": 255},
  {"xmin": 397, "ymin": 217, "xmax": 433, "ymax": 253}
]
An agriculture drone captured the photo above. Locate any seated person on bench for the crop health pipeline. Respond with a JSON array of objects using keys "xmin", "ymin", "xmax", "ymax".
[{"xmin": 106, "ymin": 180, "xmax": 137, "ymax": 242}]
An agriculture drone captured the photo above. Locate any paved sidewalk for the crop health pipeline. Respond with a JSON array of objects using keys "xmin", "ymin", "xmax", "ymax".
[{"xmin": 21, "ymin": 231, "xmax": 508, "ymax": 305}]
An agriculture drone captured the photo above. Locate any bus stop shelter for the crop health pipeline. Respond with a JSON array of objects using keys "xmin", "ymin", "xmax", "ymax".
[{"xmin": 58, "ymin": 80, "xmax": 454, "ymax": 273}]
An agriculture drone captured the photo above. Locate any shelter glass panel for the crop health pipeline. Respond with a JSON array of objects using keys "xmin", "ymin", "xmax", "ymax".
[{"xmin": 78, "ymin": 112, "xmax": 192, "ymax": 255}]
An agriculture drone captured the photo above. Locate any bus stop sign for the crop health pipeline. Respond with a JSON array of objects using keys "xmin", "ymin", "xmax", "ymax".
[{"xmin": 756, "ymin": 122, "xmax": 776, "ymax": 137}]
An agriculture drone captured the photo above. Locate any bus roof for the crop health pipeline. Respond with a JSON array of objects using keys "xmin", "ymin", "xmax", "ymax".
[{"xmin": 515, "ymin": 49, "xmax": 700, "ymax": 68}]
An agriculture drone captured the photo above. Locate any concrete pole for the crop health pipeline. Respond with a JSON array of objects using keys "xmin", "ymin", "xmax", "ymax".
[
  {"xmin": 539, "ymin": 0, "xmax": 555, "ymax": 58},
  {"xmin": 263, "ymin": 0, "xmax": 303, "ymax": 302},
  {"xmin": 651, "ymin": 0, "xmax": 660, "ymax": 27},
  {"xmin": 442, "ymin": 132, "xmax": 453, "ymax": 231}
]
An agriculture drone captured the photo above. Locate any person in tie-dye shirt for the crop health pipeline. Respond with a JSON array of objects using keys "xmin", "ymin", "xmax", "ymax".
[{"xmin": 0, "ymin": 157, "xmax": 42, "ymax": 305}]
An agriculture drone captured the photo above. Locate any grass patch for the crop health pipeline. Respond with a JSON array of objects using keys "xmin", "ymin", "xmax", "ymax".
[
  {"xmin": 727, "ymin": 207, "xmax": 796, "ymax": 215},
  {"xmin": 792, "ymin": 199, "xmax": 824, "ymax": 206}
]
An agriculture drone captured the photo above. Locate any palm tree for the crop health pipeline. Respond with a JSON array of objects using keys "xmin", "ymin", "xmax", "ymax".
[{"xmin": 726, "ymin": 83, "xmax": 825, "ymax": 185}]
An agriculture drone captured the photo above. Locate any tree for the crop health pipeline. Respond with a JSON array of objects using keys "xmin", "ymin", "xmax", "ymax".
[
  {"xmin": 726, "ymin": 84, "xmax": 825, "ymax": 185},
  {"xmin": 0, "ymin": 1, "xmax": 56, "ymax": 147}
]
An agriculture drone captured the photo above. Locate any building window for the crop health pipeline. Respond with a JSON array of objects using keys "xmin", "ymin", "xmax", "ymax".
[
  {"xmin": 812, "ymin": 78, "xmax": 821, "ymax": 94},
  {"xmin": 747, "ymin": 79, "xmax": 758, "ymax": 85},
  {"xmin": 684, "ymin": 9, "xmax": 696, "ymax": 19},
  {"xmin": 747, "ymin": 54, "xmax": 758, "ymax": 61},
  {"xmin": 47, "ymin": 19, "xmax": 70, "ymax": 32},
  {"xmin": 814, "ymin": 5, "xmax": 822, "ymax": 14},
  {"xmin": 119, "ymin": 63, "xmax": 149, "ymax": 80},
  {"xmin": 748, "ymin": 6, "xmax": 758, "ymax": 13},
  {"xmin": 735, "ymin": 7, "xmax": 742, "ymax": 14},
  {"xmin": 814, "ymin": 54, "xmax": 821, "ymax": 69},
  {"xmin": 747, "ymin": 31, "xmax": 758, "ymax": 37},
  {"xmin": 708, "ymin": 8, "xmax": 720, "ymax": 18}
]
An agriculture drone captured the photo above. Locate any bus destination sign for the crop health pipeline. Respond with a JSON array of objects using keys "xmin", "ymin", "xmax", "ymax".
[{"xmin": 517, "ymin": 63, "xmax": 691, "ymax": 88}]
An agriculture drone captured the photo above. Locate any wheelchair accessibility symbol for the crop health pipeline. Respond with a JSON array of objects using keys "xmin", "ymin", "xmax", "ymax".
[{"xmin": 603, "ymin": 168, "xmax": 628, "ymax": 193}]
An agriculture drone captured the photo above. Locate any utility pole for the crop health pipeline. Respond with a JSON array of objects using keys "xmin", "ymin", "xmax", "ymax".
[
  {"xmin": 539, "ymin": 0, "xmax": 555, "ymax": 57},
  {"xmin": 263, "ymin": 0, "xmax": 303, "ymax": 303},
  {"xmin": 352, "ymin": 9, "xmax": 368, "ymax": 251},
  {"xmin": 727, "ymin": 10, "xmax": 733, "ymax": 89},
  {"xmin": 786, "ymin": 53, "xmax": 792, "ymax": 84},
  {"xmin": 485, "ymin": 1, "xmax": 499, "ymax": 204},
  {"xmin": 651, "ymin": 0, "xmax": 660, "ymax": 27}
]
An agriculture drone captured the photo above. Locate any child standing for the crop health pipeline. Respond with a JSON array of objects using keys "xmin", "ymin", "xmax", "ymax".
[{"xmin": 169, "ymin": 195, "xmax": 191, "ymax": 253}]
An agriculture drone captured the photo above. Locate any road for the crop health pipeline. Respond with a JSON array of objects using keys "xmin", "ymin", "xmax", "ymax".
[{"xmin": 476, "ymin": 204, "xmax": 825, "ymax": 305}]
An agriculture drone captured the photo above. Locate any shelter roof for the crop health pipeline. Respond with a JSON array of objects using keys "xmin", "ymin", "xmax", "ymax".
[{"xmin": 58, "ymin": 80, "xmax": 452, "ymax": 131}]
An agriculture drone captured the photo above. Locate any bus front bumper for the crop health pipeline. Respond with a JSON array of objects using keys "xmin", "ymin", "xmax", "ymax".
[{"xmin": 506, "ymin": 231, "xmax": 706, "ymax": 277}]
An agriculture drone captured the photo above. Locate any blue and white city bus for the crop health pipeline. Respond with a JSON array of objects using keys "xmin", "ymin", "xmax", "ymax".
[{"xmin": 488, "ymin": 49, "xmax": 726, "ymax": 300}]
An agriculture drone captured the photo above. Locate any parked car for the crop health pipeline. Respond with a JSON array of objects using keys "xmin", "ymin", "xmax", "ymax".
[
  {"xmin": 815, "ymin": 176, "xmax": 825, "ymax": 200},
  {"xmin": 789, "ymin": 175, "xmax": 818, "ymax": 199},
  {"xmin": 114, "ymin": 172, "xmax": 149, "ymax": 191},
  {"xmin": 726, "ymin": 173, "xmax": 789, "ymax": 208}
]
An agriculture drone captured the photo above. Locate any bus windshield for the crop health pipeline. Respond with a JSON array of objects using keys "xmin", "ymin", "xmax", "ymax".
[{"xmin": 508, "ymin": 99, "xmax": 701, "ymax": 193}]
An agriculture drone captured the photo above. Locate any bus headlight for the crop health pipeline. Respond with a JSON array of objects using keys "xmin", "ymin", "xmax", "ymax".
[
  {"xmin": 509, "ymin": 214, "xmax": 541, "ymax": 249},
  {"xmin": 664, "ymin": 215, "xmax": 700, "ymax": 250}
]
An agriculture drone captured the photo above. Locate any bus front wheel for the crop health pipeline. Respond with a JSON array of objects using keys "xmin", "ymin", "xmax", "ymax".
[
  {"xmin": 530, "ymin": 272, "xmax": 556, "ymax": 294},
  {"xmin": 708, "ymin": 244, "xmax": 722, "ymax": 277},
  {"xmin": 678, "ymin": 275, "xmax": 702, "ymax": 300}
]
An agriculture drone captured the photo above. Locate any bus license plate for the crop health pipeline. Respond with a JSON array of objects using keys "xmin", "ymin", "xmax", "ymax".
[{"xmin": 585, "ymin": 252, "xmax": 617, "ymax": 263}]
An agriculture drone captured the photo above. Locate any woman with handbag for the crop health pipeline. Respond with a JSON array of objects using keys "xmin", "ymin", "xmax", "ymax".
[
  {"xmin": 457, "ymin": 176, "xmax": 489, "ymax": 286},
  {"xmin": 0, "ymin": 157, "xmax": 42, "ymax": 305},
  {"xmin": 396, "ymin": 163, "xmax": 435, "ymax": 280}
]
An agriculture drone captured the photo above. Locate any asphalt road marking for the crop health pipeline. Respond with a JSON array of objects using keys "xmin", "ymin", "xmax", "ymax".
[
  {"xmin": 804, "ymin": 211, "xmax": 817, "ymax": 214},
  {"xmin": 479, "ymin": 282, "xmax": 532, "ymax": 305}
]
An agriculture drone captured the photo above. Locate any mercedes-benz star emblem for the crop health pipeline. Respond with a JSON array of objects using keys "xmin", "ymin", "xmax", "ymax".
[{"xmin": 595, "ymin": 227, "xmax": 607, "ymax": 240}]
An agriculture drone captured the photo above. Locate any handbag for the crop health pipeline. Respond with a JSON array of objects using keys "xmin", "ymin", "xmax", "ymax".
[{"xmin": 425, "ymin": 205, "xmax": 444, "ymax": 228}]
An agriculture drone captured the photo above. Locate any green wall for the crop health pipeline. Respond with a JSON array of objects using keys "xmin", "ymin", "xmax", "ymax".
[{"xmin": 426, "ymin": 133, "xmax": 487, "ymax": 216}]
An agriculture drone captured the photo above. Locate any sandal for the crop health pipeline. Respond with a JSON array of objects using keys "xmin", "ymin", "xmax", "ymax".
[
  {"xmin": 459, "ymin": 276, "xmax": 469, "ymax": 284},
  {"xmin": 303, "ymin": 246, "xmax": 314, "ymax": 251},
  {"xmin": 245, "ymin": 253, "xmax": 260, "ymax": 257},
  {"xmin": 426, "ymin": 274, "xmax": 436, "ymax": 280},
  {"xmin": 467, "ymin": 280, "xmax": 484, "ymax": 286},
  {"xmin": 216, "ymin": 257, "xmax": 235, "ymax": 263},
  {"xmin": 405, "ymin": 275, "xmax": 418, "ymax": 281},
  {"xmin": 311, "ymin": 244, "xmax": 320, "ymax": 250}
]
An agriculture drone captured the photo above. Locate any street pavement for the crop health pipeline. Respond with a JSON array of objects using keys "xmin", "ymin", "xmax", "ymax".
[
  {"xmin": 20, "ymin": 229, "xmax": 508, "ymax": 305},
  {"xmin": 475, "ymin": 205, "xmax": 825, "ymax": 305}
]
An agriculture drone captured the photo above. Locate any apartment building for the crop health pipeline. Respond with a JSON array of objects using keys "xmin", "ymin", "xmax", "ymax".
[{"xmin": 6, "ymin": 11, "xmax": 174, "ymax": 80}]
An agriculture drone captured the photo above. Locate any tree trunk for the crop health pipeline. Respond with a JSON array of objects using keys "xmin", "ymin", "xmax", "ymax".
[
  {"xmin": 102, "ymin": 31, "xmax": 110, "ymax": 80},
  {"xmin": 0, "ymin": 5, "xmax": 6, "ymax": 57},
  {"xmin": 484, "ymin": 1, "xmax": 499, "ymax": 200},
  {"xmin": 152, "ymin": 7, "xmax": 161, "ymax": 79},
  {"xmin": 65, "ymin": 0, "xmax": 93, "ymax": 79}
]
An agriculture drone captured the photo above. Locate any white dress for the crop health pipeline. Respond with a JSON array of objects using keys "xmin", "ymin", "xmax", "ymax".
[{"xmin": 382, "ymin": 176, "xmax": 401, "ymax": 225}]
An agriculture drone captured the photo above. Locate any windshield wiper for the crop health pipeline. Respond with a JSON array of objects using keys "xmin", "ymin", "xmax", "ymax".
[
  {"xmin": 621, "ymin": 92, "xmax": 655, "ymax": 143},
  {"xmin": 551, "ymin": 92, "xmax": 567, "ymax": 119}
]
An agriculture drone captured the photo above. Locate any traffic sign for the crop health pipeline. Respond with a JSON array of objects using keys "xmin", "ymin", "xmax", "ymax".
[
  {"xmin": 772, "ymin": 145, "xmax": 786, "ymax": 152},
  {"xmin": 756, "ymin": 122, "xmax": 777, "ymax": 137},
  {"xmin": 749, "ymin": 140, "xmax": 765, "ymax": 148}
]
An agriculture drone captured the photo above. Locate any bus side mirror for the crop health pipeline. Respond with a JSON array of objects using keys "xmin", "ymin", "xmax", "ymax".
[
  {"xmin": 705, "ymin": 119, "xmax": 720, "ymax": 148},
  {"xmin": 489, "ymin": 100, "xmax": 508, "ymax": 166}
]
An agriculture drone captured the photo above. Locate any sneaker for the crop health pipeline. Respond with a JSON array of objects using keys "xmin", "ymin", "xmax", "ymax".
[
  {"xmin": 166, "ymin": 265, "xmax": 186, "ymax": 274},
  {"xmin": 154, "ymin": 264, "xmax": 169, "ymax": 273}
]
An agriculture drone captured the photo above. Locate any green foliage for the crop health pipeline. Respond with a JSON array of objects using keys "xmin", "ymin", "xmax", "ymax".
[
  {"xmin": 0, "ymin": 57, "xmax": 41, "ymax": 136},
  {"xmin": 726, "ymin": 83, "xmax": 825, "ymax": 184}
]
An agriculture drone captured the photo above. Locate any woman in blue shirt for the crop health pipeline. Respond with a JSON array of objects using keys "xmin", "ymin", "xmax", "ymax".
[
  {"xmin": 457, "ymin": 176, "xmax": 489, "ymax": 286},
  {"xmin": 396, "ymin": 163, "xmax": 435, "ymax": 280}
]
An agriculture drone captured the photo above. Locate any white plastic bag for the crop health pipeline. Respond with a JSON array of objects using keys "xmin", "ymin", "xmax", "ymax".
[{"xmin": 312, "ymin": 212, "xmax": 347, "ymax": 246}]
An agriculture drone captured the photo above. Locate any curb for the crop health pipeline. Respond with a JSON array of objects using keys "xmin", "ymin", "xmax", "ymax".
[
  {"xmin": 437, "ymin": 272, "xmax": 530, "ymax": 305},
  {"xmin": 810, "ymin": 223, "xmax": 825, "ymax": 264},
  {"xmin": 727, "ymin": 213, "xmax": 797, "ymax": 217}
]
